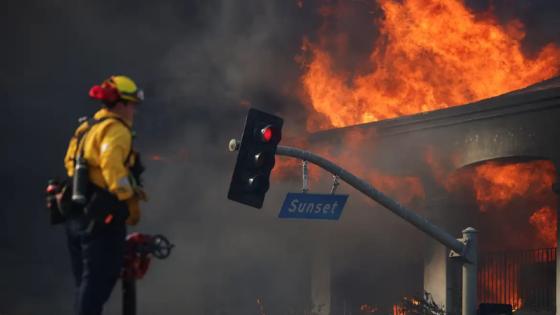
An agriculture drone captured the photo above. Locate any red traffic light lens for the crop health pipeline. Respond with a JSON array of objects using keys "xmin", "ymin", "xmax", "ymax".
[{"xmin": 261, "ymin": 126, "xmax": 273, "ymax": 142}]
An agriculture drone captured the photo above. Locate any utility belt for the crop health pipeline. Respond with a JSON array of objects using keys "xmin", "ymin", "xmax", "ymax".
[{"xmin": 45, "ymin": 179, "xmax": 129, "ymax": 226}]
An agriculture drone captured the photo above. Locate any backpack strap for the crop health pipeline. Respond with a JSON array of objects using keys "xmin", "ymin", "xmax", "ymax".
[
  {"xmin": 73, "ymin": 117, "xmax": 102, "ymax": 167},
  {"xmin": 73, "ymin": 116, "xmax": 134, "ymax": 167}
]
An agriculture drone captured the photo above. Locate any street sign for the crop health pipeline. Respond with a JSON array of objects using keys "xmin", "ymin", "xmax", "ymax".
[{"xmin": 278, "ymin": 193, "xmax": 348, "ymax": 220}]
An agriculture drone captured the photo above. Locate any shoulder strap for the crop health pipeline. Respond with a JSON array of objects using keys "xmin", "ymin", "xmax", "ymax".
[
  {"xmin": 73, "ymin": 116, "xmax": 134, "ymax": 166},
  {"xmin": 73, "ymin": 117, "xmax": 97, "ymax": 169}
]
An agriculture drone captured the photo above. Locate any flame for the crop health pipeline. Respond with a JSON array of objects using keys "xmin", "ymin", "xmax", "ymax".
[
  {"xmin": 146, "ymin": 148, "xmax": 189, "ymax": 163},
  {"xmin": 470, "ymin": 161, "xmax": 555, "ymax": 213},
  {"xmin": 425, "ymin": 158, "xmax": 559, "ymax": 310},
  {"xmin": 392, "ymin": 296, "xmax": 427, "ymax": 315},
  {"xmin": 479, "ymin": 248, "xmax": 556, "ymax": 312},
  {"xmin": 393, "ymin": 304, "xmax": 405, "ymax": 315},
  {"xmin": 430, "ymin": 159, "xmax": 557, "ymax": 249},
  {"xmin": 478, "ymin": 262, "xmax": 523, "ymax": 310},
  {"xmin": 468, "ymin": 160, "xmax": 557, "ymax": 249},
  {"xmin": 300, "ymin": 0, "xmax": 560, "ymax": 130},
  {"xmin": 529, "ymin": 206, "xmax": 557, "ymax": 247},
  {"xmin": 150, "ymin": 154, "xmax": 164, "ymax": 161}
]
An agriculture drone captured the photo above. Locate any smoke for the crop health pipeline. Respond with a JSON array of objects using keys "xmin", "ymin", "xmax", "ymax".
[
  {"xmin": 2, "ymin": 0, "xmax": 560, "ymax": 314},
  {"xmin": 2, "ymin": 1, "xmax": 318, "ymax": 314},
  {"xmin": 466, "ymin": 0, "xmax": 560, "ymax": 56}
]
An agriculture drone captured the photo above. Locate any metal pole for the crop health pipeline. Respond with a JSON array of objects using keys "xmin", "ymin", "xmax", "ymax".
[
  {"xmin": 123, "ymin": 279, "xmax": 136, "ymax": 315},
  {"xmin": 230, "ymin": 140, "xmax": 476, "ymax": 314},
  {"xmin": 461, "ymin": 228, "xmax": 478, "ymax": 315},
  {"xmin": 275, "ymin": 145, "xmax": 465, "ymax": 254}
]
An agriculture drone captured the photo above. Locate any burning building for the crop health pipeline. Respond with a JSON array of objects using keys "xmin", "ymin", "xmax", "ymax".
[
  {"xmin": 301, "ymin": 75, "xmax": 560, "ymax": 315},
  {"xmin": 290, "ymin": 0, "xmax": 560, "ymax": 314}
]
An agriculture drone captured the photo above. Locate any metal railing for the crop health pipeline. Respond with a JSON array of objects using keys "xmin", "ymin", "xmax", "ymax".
[{"xmin": 478, "ymin": 248, "xmax": 556, "ymax": 312}]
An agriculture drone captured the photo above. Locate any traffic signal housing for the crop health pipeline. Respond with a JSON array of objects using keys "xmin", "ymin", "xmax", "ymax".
[{"xmin": 228, "ymin": 108, "xmax": 283, "ymax": 208}]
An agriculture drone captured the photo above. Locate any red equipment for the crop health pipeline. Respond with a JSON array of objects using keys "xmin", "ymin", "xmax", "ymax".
[
  {"xmin": 121, "ymin": 233, "xmax": 174, "ymax": 315},
  {"xmin": 89, "ymin": 81, "xmax": 120, "ymax": 103}
]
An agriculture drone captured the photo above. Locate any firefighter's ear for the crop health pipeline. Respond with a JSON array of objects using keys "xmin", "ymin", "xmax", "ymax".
[{"xmin": 101, "ymin": 82, "xmax": 120, "ymax": 103}]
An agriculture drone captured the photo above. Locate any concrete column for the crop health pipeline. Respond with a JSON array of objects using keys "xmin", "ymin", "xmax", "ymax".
[
  {"xmin": 421, "ymin": 182, "xmax": 461, "ymax": 315},
  {"xmin": 310, "ymin": 229, "xmax": 330, "ymax": 315},
  {"xmin": 424, "ymin": 239, "xmax": 452, "ymax": 313}
]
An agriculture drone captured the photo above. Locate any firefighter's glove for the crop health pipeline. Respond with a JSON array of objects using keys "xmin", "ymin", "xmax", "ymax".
[{"xmin": 125, "ymin": 197, "xmax": 141, "ymax": 226}]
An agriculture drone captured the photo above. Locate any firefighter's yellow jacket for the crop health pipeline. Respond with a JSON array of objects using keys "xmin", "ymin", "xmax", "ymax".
[{"xmin": 64, "ymin": 108, "xmax": 142, "ymax": 225}]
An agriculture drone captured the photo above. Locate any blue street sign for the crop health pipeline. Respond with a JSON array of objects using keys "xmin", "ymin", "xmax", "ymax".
[{"xmin": 278, "ymin": 193, "xmax": 348, "ymax": 220}]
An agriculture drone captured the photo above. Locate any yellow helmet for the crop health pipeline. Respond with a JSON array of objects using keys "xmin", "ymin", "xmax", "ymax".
[{"xmin": 106, "ymin": 75, "xmax": 144, "ymax": 103}]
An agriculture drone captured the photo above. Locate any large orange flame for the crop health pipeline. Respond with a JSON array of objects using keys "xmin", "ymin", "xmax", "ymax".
[
  {"xmin": 441, "ymin": 159, "xmax": 558, "ymax": 249},
  {"xmin": 529, "ymin": 206, "xmax": 557, "ymax": 247},
  {"xmin": 300, "ymin": 0, "xmax": 560, "ymax": 130},
  {"xmin": 425, "ymin": 155, "xmax": 557, "ymax": 310},
  {"xmin": 471, "ymin": 161, "xmax": 556, "ymax": 214}
]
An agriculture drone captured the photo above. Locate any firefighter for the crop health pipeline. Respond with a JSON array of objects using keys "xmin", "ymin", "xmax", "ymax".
[{"xmin": 63, "ymin": 75, "xmax": 146, "ymax": 315}]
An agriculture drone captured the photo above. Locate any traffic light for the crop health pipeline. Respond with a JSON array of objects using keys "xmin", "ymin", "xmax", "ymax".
[{"xmin": 228, "ymin": 108, "xmax": 283, "ymax": 208}]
